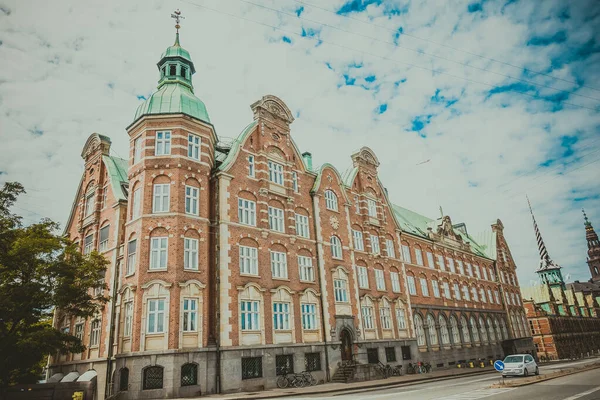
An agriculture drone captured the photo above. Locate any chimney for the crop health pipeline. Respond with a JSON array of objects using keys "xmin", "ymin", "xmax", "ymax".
[{"xmin": 302, "ymin": 152, "xmax": 313, "ymax": 171}]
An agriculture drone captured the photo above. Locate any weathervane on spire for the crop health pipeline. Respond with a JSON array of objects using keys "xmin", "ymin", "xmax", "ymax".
[
  {"xmin": 171, "ymin": 9, "xmax": 184, "ymax": 33},
  {"xmin": 583, "ymin": 208, "xmax": 591, "ymax": 227}
]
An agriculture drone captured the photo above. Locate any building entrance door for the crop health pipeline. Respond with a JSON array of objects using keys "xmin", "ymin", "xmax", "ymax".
[{"xmin": 340, "ymin": 329, "xmax": 353, "ymax": 361}]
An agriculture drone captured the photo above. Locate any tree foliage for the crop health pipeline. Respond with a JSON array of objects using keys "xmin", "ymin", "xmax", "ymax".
[{"xmin": 0, "ymin": 182, "xmax": 109, "ymax": 387}]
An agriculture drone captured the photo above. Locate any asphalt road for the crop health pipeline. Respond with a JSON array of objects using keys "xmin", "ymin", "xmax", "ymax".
[{"xmin": 287, "ymin": 359, "xmax": 600, "ymax": 400}]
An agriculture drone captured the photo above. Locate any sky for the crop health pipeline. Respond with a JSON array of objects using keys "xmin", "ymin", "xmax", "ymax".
[{"xmin": 1, "ymin": 0, "xmax": 599, "ymax": 286}]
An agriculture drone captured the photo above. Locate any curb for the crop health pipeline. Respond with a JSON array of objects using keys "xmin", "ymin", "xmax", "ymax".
[
  {"xmin": 217, "ymin": 368, "xmax": 496, "ymax": 400},
  {"xmin": 491, "ymin": 363, "xmax": 600, "ymax": 388}
]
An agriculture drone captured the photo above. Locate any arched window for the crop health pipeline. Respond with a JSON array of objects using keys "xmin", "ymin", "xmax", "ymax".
[
  {"xmin": 181, "ymin": 363, "xmax": 198, "ymax": 386},
  {"xmin": 426, "ymin": 314, "xmax": 438, "ymax": 345},
  {"xmin": 330, "ymin": 236, "xmax": 343, "ymax": 259},
  {"xmin": 119, "ymin": 368, "xmax": 129, "ymax": 391},
  {"xmin": 450, "ymin": 316, "xmax": 461, "ymax": 344},
  {"xmin": 487, "ymin": 317, "xmax": 496, "ymax": 343},
  {"xmin": 478, "ymin": 317, "xmax": 488, "ymax": 343},
  {"xmin": 500, "ymin": 318, "xmax": 509, "ymax": 340},
  {"xmin": 439, "ymin": 315, "xmax": 450, "ymax": 345},
  {"xmin": 521, "ymin": 314, "xmax": 529, "ymax": 337},
  {"xmin": 494, "ymin": 318, "xmax": 502, "ymax": 342},
  {"xmin": 333, "ymin": 269, "xmax": 349, "ymax": 303},
  {"xmin": 414, "ymin": 315, "xmax": 426, "ymax": 346},
  {"xmin": 461, "ymin": 316, "xmax": 471, "ymax": 343},
  {"xmin": 324, "ymin": 190, "xmax": 338, "ymax": 211},
  {"xmin": 470, "ymin": 317, "xmax": 480, "ymax": 342},
  {"xmin": 143, "ymin": 366, "xmax": 164, "ymax": 390}
]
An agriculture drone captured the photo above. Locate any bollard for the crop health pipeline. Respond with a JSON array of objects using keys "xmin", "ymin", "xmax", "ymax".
[
  {"xmin": 489, "ymin": 359, "xmax": 494, "ymax": 366},
  {"xmin": 469, "ymin": 362, "xmax": 474, "ymax": 368},
  {"xmin": 480, "ymin": 361, "xmax": 485, "ymax": 368}
]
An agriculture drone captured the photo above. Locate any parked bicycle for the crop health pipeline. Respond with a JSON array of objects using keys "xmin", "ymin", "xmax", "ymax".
[
  {"xmin": 276, "ymin": 369, "xmax": 316, "ymax": 388},
  {"xmin": 422, "ymin": 361, "xmax": 432, "ymax": 373},
  {"xmin": 390, "ymin": 364, "xmax": 403, "ymax": 376},
  {"xmin": 374, "ymin": 362, "xmax": 391, "ymax": 378},
  {"xmin": 406, "ymin": 362, "xmax": 416, "ymax": 374}
]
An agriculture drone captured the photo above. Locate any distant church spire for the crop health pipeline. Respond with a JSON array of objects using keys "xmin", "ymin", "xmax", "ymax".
[
  {"xmin": 526, "ymin": 196, "xmax": 564, "ymax": 287},
  {"xmin": 583, "ymin": 209, "xmax": 600, "ymax": 282}
]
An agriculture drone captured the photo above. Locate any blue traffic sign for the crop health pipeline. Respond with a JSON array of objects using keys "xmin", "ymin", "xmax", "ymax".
[{"xmin": 494, "ymin": 360, "xmax": 505, "ymax": 372}]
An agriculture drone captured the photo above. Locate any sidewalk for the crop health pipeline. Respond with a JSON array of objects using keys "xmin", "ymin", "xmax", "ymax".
[{"xmin": 197, "ymin": 365, "xmax": 497, "ymax": 400}]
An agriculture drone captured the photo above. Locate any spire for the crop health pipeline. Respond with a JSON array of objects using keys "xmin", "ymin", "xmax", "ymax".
[
  {"xmin": 527, "ymin": 196, "xmax": 553, "ymax": 267},
  {"xmin": 583, "ymin": 209, "xmax": 592, "ymax": 228},
  {"xmin": 171, "ymin": 9, "xmax": 184, "ymax": 46}
]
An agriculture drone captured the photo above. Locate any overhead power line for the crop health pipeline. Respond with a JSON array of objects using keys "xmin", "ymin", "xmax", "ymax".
[
  {"xmin": 182, "ymin": 0, "xmax": 600, "ymax": 112},
  {"xmin": 291, "ymin": 0, "xmax": 600, "ymax": 93}
]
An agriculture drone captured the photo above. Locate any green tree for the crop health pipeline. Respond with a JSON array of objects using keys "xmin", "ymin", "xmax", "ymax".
[{"xmin": 0, "ymin": 182, "xmax": 109, "ymax": 387}]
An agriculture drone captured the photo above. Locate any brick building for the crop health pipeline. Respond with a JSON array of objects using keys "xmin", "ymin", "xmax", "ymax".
[
  {"xmin": 521, "ymin": 205, "xmax": 600, "ymax": 360},
  {"xmin": 48, "ymin": 25, "xmax": 533, "ymax": 399}
]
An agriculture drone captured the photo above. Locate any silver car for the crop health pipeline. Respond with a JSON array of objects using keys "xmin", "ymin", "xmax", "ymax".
[{"xmin": 502, "ymin": 354, "xmax": 539, "ymax": 377}]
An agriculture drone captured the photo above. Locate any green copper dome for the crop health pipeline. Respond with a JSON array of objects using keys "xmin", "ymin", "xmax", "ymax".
[{"xmin": 132, "ymin": 33, "xmax": 210, "ymax": 124}]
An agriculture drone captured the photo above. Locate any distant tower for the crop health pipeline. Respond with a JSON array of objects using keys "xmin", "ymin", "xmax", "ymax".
[
  {"xmin": 583, "ymin": 209, "xmax": 600, "ymax": 282},
  {"xmin": 527, "ymin": 197, "xmax": 565, "ymax": 289}
]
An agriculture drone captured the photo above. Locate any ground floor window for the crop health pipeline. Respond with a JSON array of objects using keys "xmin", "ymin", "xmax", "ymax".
[
  {"xmin": 305, "ymin": 352, "xmax": 321, "ymax": 371},
  {"xmin": 181, "ymin": 363, "xmax": 198, "ymax": 386},
  {"xmin": 401, "ymin": 345, "xmax": 412, "ymax": 360},
  {"xmin": 276, "ymin": 354, "xmax": 294, "ymax": 375},
  {"xmin": 242, "ymin": 357, "xmax": 263, "ymax": 380},
  {"xmin": 143, "ymin": 366, "xmax": 164, "ymax": 390},
  {"xmin": 385, "ymin": 347, "xmax": 396, "ymax": 363},
  {"xmin": 119, "ymin": 368, "xmax": 129, "ymax": 391},
  {"xmin": 367, "ymin": 348, "xmax": 379, "ymax": 364}
]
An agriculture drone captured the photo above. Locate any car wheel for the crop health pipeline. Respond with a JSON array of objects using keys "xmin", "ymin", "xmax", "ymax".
[
  {"xmin": 535, "ymin": 367, "xmax": 539, "ymax": 375},
  {"xmin": 524, "ymin": 368, "xmax": 528, "ymax": 377}
]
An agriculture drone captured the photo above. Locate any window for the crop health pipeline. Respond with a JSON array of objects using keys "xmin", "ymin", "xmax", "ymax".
[
  {"xmin": 152, "ymin": 184, "xmax": 170, "ymax": 213},
  {"xmin": 99, "ymin": 226, "xmax": 109, "ymax": 252},
  {"xmin": 184, "ymin": 238, "xmax": 198, "ymax": 270},
  {"xmin": 270, "ymin": 251, "xmax": 288, "ymax": 279},
  {"xmin": 248, "ymin": 155, "xmax": 255, "ymax": 177},
  {"xmin": 480, "ymin": 288, "xmax": 486, "ymax": 303},
  {"xmin": 415, "ymin": 315, "xmax": 425, "ymax": 346},
  {"xmin": 155, "ymin": 131, "xmax": 171, "ymax": 155},
  {"xmin": 238, "ymin": 198, "xmax": 256, "ymax": 226},
  {"xmin": 132, "ymin": 187, "xmax": 141, "ymax": 219},
  {"xmin": 324, "ymin": 190, "xmax": 338, "ymax": 211},
  {"xmin": 123, "ymin": 302, "xmax": 133, "ymax": 337},
  {"xmin": 126, "ymin": 239, "xmax": 136, "ymax": 275},
  {"xmin": 273, "ymin": 302, "xmax": 291, "ymax": 330},
  {"xmin": 488, "ymin": 289, "xmax": 494, "ymax": 304},
  {"xmin": 242, "ymin": 357, "xmax": 262, "ymax": 380},
  {"xmin": 295, "ymin": 214, "xmax": 310, "ymax": 238},
  {"xmin": 407, "ymin": 276, "xmax": 417, "ymax": 295},
  {"xmin": 268, "ymin": 160, "xmax": 284, "ymax": 185},
  {"xmin": 334, "ymin": 279, "xmax": 348, "ymax": 302},
  {"xmin": 147, "ymin": 299, "xmax": 165, "ymax": 333},
  {"xmin": 437, "ymin": 255, "xmax": 445, "ymax": 271},
  {"xmin": 101, "ymin": 186, "xmax": 108, "ymax": 210},
  {"xmin": 471, "ymin": 287, "xmax": 478, "ymax": 302},
  {"xmin": 268, "ymin": 206, "xmax": 285, "ymax": 232},
  {"xmin": 330, "ymin": 236, "xmax": 343, "ymax": 259},
  {"xmin": 362, "ymin": 306, "xmax": 374, "ymax": 329},
  {"xmin": 420, "ymin": 277, "xmax": 429, "ymax": 297},
  {"xmin": 426, "ymin": 252, "xmax": 434, "ymax": 269},
  {"xmin": 427, "ymin": 315, "xmax": 438, "ymax": 345},
  {"xmin": 482, "ymin": 267, "xmax": 488, "ymax": 280},
  {"xmin": 453, "ymin": 283, "xmax": 461, "ymax": 300},
  {"xmin": 457, "ymin": 260, "xmax": 464, "ymax": 275},
  {"xmin": 415, "ymin": 248, "xmax": 423, "ymax": 265},
  {"xmin": 357, "ymin": 266, "xmax": 369, "ymax": 288},
  {"xmin": 90, "ymin": 319, "xmax": 101, "ymax": 346},
  {"xmin": 396, "ymin": 308, "xmax": 407, "ymax": 330},
  {"xmin": 386, "ymin": 239, "xmax": 396, "ymax": 258},
  {"xmin": 352, "ymin": 230, "xmax": 364, "ymax": 251},
  {"xmin": 85, "ymin": 191, "xmax": 95, "ymax": 217},
  {"xmin": 133, "ymin": 136, "xmax": 142, "ymax": 164},
  {"xmin": 494, "ymin": 290, "xmax": 500, "ymax": 304},
  {"xmin": 354, "ymin": 196, "xmax": 360, "ymax": 213},
  {"xmin": 447, "ymin": 258, "xmax": 456, "ymax": 273},
  {"xmin": 240, "ymin": 301, "xmax": 260, "ymax": 330},
  {"xmin": 188, "ymin": 134, "xmax": 200, "ymax": 160},
  {"xmin": 380, "ymin": 306, "xmax": 392, "ymax": 329},
  {"xmin": 462, "ymin": 285, "xmax": 470, "ymax": 301},
  {"xmin": 461, "ymin": 317, "xmax": 471, "ymax": 343},
  {"xmin": 466, "ymin": 263, "xmax": 473, "ymax": 277},
  {"xmin": 276, "ymin": 354, "xmax": 294, "ymax": 375},
  {"xmin": 367, "ymin": 348, "xmax": 379, "ymax": 364},
  {"xmin": 301, "ymin": 303, "xmax": 317, "ymax": 330},
  {"xmin": 298, "ymin": 256, "xmax": 314, "ymax": 281},
  {"xmin": 391, "ymin": 272, "xmax": 401, "ymax": 293},
  {"xmin": 305, "ymin": 353, "xmax": 321, "ymax": 372},
  {"xmin": 75, "ymin": 323, "xmax": 84, "ymax": 341},
  {"xmin": 292, "ymin": 171, "xmax": 299, "ymax": 192},
  {"xmin": 367, "ymin": 199, "xmax": 377, "ymax": 217},
  {"xmin": 470, "ymin": 317, "xmax": 480, "ymax": 342},
  {"xmin": 182, "ymin": 298, "xmax": 198, "ymax": 332},
  {"xmin": 432, "ymin": 280, "xmax": 440, "ymax": 298},
  {"xmin": 185, "ymin": 186, "xmax": 199, "ymax": 215},
  {"xmin": 181, "ymin": 363, "xmax": 198, "ymax": 387},
  {"xmin": 439, "ymin": 316, "xmax": 450, "ymax": 345},
  {"xmin": 450, "ymin": 316, "xmax": 461, "ymax": 344},
  {"xmin": 149, "ymin": 237, "xmax": 168, "ymax": 270},
  {"xmin": 402, "ymin": 245, "xmax": 411, "ymax": 263},
  {"xmin": 84, "ymin": 234, "xmax": 93, "ymax": 255},
  {"xmin": 143, "ymin": 366, "xmax": 164, "ymax": 390},
  {"xmin": 119, "ymin": 368, "xmax": 129, "ymax": 391},
  {"xmin": 489, "ymin": 268, "xmax": 495, "ymax": 281},
  {"xmin": 370, "ymin": 234, "xmax": 380, "ymax": 255},
  {"xmin": 401, "ymin": 345, "xmax": 412, "ymax": 360},
  {"xmin": 375, "ymin": 269, "xmax": 386, "ymax": 291},
  {"xmin": 473, "ymin": 265, "xmax": 481, "ymax": 279},
  {"xmin": 239, "ymin": 246, "xmax": 258, "ymax": 275},
  {"xmin": 443, "ymin": 281, "xmax": 451, "ymax": 299}
]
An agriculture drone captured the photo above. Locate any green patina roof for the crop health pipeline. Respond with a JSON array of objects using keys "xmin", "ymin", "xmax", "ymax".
[
  {"xmin": 102, "ymin": 155, "xmax": 129, "ymax": 201},
  {"xmin": 133, "ymin": 84, "xmax": 210, "ymax": 124},
  {"xmin": 392, "ymin": 204, "xmax": 434, "ymax": 237},
  {"xmin": 160, "ymin": 45, "xmax": 191, "ymax": 62},
  {"xmin": 217, "ymin": 121, "xmax": 258, "ymax": 171},
  {"xmin": 473, "ymin": 230, "xmax": 497, "ymax": 260}
]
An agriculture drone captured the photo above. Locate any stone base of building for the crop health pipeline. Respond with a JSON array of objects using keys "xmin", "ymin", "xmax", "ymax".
[
  {"xmin": 415, "ymin": 342, "xmax": 504, "ymax": 368},
  {"xmin": 48, "ymin": 359, "xmax": 108, "ymax": 400}
]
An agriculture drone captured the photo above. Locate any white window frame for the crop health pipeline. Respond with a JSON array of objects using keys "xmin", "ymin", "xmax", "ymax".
[
  {"xmin": 147, "ymin": 299, "xmax": 165, "ymax": 334},
  {"xmin": 248, "ymin": 155, "xmax": 255, "ymax": 177},
  {"xmin": 330, "ymin": 236, "xmax": 343, "ymax": 259},
  {"xmin": 239, "ymin": 245, "xmax": 258, "ymax": 275},
  {"xmin": 292, "ymin": 171, "xmax": 299, "ymax": 192},
  {"xmin": 184, "ymin": 238, "xmax": 198, "ymax": 271},
  {"xmin": 90, "ymin": 319, "xmax": 101, "ymax": 346},
  {"xmin": 268, "ymin": 206, "xmax": 285, "ymax": 233},
  {"xmin": 420, "ymin": 277, "xmax": 429, "ymax": 297},
  {"xmin": 301, "ymin": 303, "xmax": 317, "ymax": 330},
  {"xmin": 85, "ymin": 191, "xmax": 95, "ymax": 217},
  {"xmin": 357, "ymin": 266, "xmax": 369, "ymax": 289},
  {"xmin": 370, "ymin": 235, "xmax": 380, "ymax": 255},
  {"xmin": 298, "ymin": 256, "xmax": 314, "ymax": 282},
  {"xmin": 187, "ymin": 134, "xmax": 200, "ymax": 160},
  {"xmin": 334, "ymin": 279, "xmax": 348, "ymax": 302},
  {"xmin": 268, "ymin": 160, "xmax": 284, "ymax": 185},
  {"xmin": 432, "ymin": 280, "xmax": 440, "ymax": 298},
  {"xmin": 84, "ymin": 234, "xmax": 94, "ymax": 255},
  {"xmin": 99, "ymin": 225, "xmax": 109, "ymax": 252},
  {"xmin": 362, "ymin": 306, "xmax": 374, "ymax": 330},
  {"xmin": 149, "ymin": 237, "xmax": 168, "ymax": 270},
  {"xmin": 402, "ymin": 245, "xmax": 412, "ymax": 264},
  {"xmin": 324, "ymin": 190, "xmax": 338, "ymax": 211},
  {"xmin": 155, "ymin": 131, "xmax": 171, "ymax": 156},
  {"xmin": 380, "ymin": 306, "xmax": 392, "ymax": 330},
  {"xmin": 123, "ymin": 301, "xmax": 133, "ymax": 337},
  {"xmin": 152, "ymin": 184, "xmax": 170, "ymax": 213},
  {"xmin": 133, "ymin": 136, "xmax": 142, "ymax": 164},
  {"xmin": 273, "ymin": 302, "xmax": 291, "ymax": 331},
  {"xmin": 132, "ymin": 187, "xmax": 141, "ymax": 219},
  {"xmin": 101, "ymin": 186, "xmax": 107, "ymax": 210},
  {"xmin": 407, "ymin": 276, "xmax": 417, "ymax": 295},
  {"xmin": 396, "ymin": 308, "xmax": 407, "ymax": 330},
  {"xmin": 240, "ymin": 300, "xmax": 260, "ymax": 331},
  {"xmin": 386, "ymin": 239, "xmax": 396, "ymax": 258},
  {"xmin": 391, "ymin": 272, "xmax": 401, "ymax": 293},
  {"xmin": 270, "ymin": 251, "xmax": 288, "ymax": 279},
  {"xmin": 295, "ymin": 214, "xmax": 310, "ymax": 238},
  {"xmin": 126, "ymin": 239, "xmax": 137, "ymax": 275},
  {"xmin": 367, "ymin": 198, "xmax": 377, "ymax": 217},
  {"xmin": 185, "ymin": 186, "xmax": 199, "ymax": 215},
  {"xmin": 238, "ymin": 198, "xmax": 256, "ymax": 226},
  {"xmin": 375, "ymin": 269, "xmax": 386, "ymax": 291},
  {"xmin": 182, "ymin": 298, "xmax": 198, "ymax": 332},
  {"xmin": 352, "ymin": 230, "xmax": 364, "ymax": 251}
]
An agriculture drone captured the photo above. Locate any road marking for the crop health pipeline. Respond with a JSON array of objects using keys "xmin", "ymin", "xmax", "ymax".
[
  {"xmin": 561, "ymin": 386, "xmax": 600, "ymax": 400},
  {"xmin": 546, "ymin": 360, "xmax": 599, "ymax": 369},
  {"xmin": 436, "ymin": 388, "xmax": 515, "ymax": 400}
]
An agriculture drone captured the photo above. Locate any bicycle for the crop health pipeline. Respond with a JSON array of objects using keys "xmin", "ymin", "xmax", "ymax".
[
  {"xmin": 300, "ymin": 370, "xmax": 317, "ymax": 386},
  {"xmin": 390, "ymin": 364, "xmax": 403, "ymax": 376},
  {"xmin": 276, "ymin": 369, "xmax": 295, "ymax": 388},
  {"xmin": 406, "ymin": 362, "xmax": 416, "ymax": 374},
  {"xmin": 374, "ymin": 362, "xmax": 390, "ymax": 378},
  {"xmin": 423, "ymin": 361, "xmax": 432, "ymax": 373}
]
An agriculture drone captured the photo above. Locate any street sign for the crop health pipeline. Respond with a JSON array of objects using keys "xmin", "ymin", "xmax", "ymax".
[{"xmin": 494, "ymin": 360, "xmax": 505, "ymax": 372}]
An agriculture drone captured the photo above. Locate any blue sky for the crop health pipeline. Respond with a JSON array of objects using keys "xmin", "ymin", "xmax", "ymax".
[{"xmin": 0, "ymin": 0, "xmax": 599, "ymax": 286}]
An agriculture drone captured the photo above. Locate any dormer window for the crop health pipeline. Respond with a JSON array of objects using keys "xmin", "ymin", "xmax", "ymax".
[
  {"xmin": 181, "ymin": 66, "xmax": 187, "ymax": 79},
  {"xmin": 169, "ymin": 64, "xmax": 177, "ymax": 76}
]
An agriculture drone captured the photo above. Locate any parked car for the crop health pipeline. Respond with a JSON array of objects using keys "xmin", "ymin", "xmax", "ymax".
[{"xmin": 502, "ymin": 354, "xmax": 539, "ymax": 377}]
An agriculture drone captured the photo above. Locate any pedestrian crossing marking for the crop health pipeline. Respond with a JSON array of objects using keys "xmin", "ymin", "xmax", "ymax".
[{"xmin": 437, "ymin": 387, "xmax": 515, "ymax": 400}]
